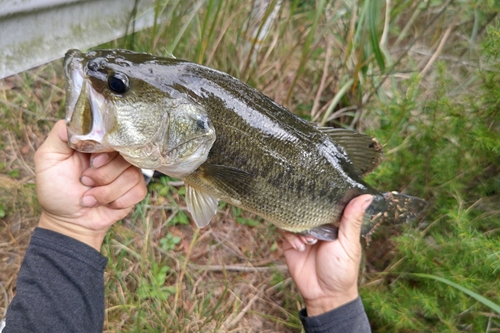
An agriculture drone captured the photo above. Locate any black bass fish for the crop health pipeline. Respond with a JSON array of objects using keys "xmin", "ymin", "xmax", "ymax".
[{"xmin": 64, "ymin": 49, "xmax": 427, "ymax": 241}]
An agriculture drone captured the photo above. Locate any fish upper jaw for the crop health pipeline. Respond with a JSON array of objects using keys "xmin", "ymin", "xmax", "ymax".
[
  {"xmin": 64, "ymin": 49, "xmax": 114, "ymax": 153},
  {"xmin": 66, "ymin": 78, "xmax": 112, "ymax": 153},
  {"xmin": 64, "ymin": 49, "xmax": 85, "ymax": 126}
]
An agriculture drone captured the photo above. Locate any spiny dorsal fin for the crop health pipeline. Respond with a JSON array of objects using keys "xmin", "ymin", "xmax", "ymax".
[
  {"xmin": 185, "ymin": 184, "xmax": 218, "ymax": 228},
  {"xmin": 318, "ymin": 127, "xmax": 383, "ymax": 176}
]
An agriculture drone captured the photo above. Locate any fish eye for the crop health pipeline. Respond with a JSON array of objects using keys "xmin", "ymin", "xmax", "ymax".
[{"xmin": 108, "ymin": 73, "xmax": 129, "ymax": 94}]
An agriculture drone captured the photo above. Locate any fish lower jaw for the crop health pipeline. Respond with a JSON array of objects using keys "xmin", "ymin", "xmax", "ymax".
[{"xmin": 68, "ymin": 137, "xmax": 113, "ymax": 153}]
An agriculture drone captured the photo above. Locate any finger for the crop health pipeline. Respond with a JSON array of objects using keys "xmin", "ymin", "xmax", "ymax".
[
  {"xmin": 107, "ymin": 180, "xmax": 147, "ymax": 210},
  {"xmin": 280, "ymin": 231, "xmax": 307, "ymax": 252},
  {"xmin": 81, "ymin": 153, "xmax": 131, "ymax": 186},
  {"xmin": 82, "ymin": 166, "xmax": 143, "ymax": 207},
  {"xmin": 90, "ymin": 151, "xmax": 119, "ymax": 169},
  {"xmin": 34, "ymin": 120, "xmax": 72, "ymax": 163},
  {"xmin": 299, "ymin": 235, "xmax": 318, "ymax": 245},
  {"xmin": 338, "ymin": 194, "xmax": 373, "ymax": 242}
]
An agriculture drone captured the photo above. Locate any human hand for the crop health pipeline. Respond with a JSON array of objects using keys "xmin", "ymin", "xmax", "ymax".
[
  {"xmin": 34, "ymin": 120, "xmax": 147, "ymax": 250},
  {"xmin": 282, "ymin": 195, "xmax": 373, "ymax": 316}
]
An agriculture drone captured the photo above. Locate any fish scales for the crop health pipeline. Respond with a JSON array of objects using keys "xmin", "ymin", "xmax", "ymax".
[{"xmin": 178, "ymin": 64, "xmax": 369, "ymax": 232}]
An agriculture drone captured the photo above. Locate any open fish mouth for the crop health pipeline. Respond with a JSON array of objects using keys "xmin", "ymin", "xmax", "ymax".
[
  {"xmin": 63, "ymin": 49, "xmax": 113, "ymax": 153},
  {"xmin": 64, "ymin": 49, "xmax": 84, "ymax": 126}
]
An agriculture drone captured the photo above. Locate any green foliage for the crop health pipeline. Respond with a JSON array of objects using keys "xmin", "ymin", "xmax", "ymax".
[
  {"xmin": 159, "ymin": 233, "xmax": 182, "ymax": 251},
  {"xmin": 360, "ymin": 22, "xmax": 500, "ymax": 332},
  {"xmin": 409, "ymin": 273, "xmax": 500, "ymax": 314},
  {"xmin": 8, "ymin": 169, "xmax": 19, "ymax": 178},
  {"xmin": 137, "ymin": 262, "xmax": 175, "ymax": 301},
  {"xmin": 232, "ymin": 206, "xmax": 261, "ymax": 227},
  {"xmin": 0, "ymin": 203, "xmax": 6, "ymax": 218},
  {"xmin": 169, "ymin": 210, "xmax": 190, "ymax": 226},
  {"xmin": 483, "ymin": 22, "xmax": 500, "ymax": 59}
]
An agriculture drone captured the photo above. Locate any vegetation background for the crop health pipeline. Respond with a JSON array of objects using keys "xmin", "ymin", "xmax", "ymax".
[{"xmin": 1, "ymin": 0, "xmax": 499, "ymax": 332}]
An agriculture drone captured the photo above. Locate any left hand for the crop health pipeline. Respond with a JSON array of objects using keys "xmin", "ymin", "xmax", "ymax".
[{"xmin": 35, "ymin": 120, "xmax": 147, "ymax": 250}]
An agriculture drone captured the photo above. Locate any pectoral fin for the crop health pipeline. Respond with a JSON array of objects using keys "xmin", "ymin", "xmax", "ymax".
[
  {"xmin": 185, "ymin": 184, "xmax": 219, "ymax": 228},
  {"xmin": 318, "ymin": 127, "xmax": 383, "ymax": 176},
  {"xmin": 200, "ymin": 164, "xmax": 255, "ymax": 198}
]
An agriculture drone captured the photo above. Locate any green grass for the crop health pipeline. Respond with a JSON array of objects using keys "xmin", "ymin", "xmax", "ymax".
[{"xmin": 1, "ymin": 0, "xmax": 500, "ymax": 332}]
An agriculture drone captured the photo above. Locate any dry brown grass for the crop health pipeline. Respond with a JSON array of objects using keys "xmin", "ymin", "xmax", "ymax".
[{"xmin": 101, "ymin": 200, "xmax": 302, "ymax": 332}]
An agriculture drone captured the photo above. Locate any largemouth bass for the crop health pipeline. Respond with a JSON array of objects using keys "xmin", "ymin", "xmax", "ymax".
[{"xmin": 64, "ymin": 49, "xmax": 427, "ymax": 241}]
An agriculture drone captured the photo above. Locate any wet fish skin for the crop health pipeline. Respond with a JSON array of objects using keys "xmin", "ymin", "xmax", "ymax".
[{"xmin": 64, "ymin": 49, "xmax": 427, "ymax": 240}]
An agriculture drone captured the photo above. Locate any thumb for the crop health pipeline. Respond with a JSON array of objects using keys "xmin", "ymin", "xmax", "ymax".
[
  {"xmin": 35, "ymin": 120, "xmax": 72, "ymax": 161},
  {"xmin": 338, "ymin": 194, "xmax": 373, "ymax": 242}
]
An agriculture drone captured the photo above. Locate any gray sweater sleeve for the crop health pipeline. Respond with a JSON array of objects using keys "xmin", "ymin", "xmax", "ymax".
[
  {"xmin": 4, "ymin": 228, "xmax": 108, "ymax": 333},
  {"xmin": 300, "ymin": 297, "xmax": 371, "ymax": 333}
]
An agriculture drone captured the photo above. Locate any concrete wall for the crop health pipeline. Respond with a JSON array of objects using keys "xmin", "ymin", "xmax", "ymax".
[{"xmin": 0, "ymin": 0, "xmax": 163, "ymax": 78}]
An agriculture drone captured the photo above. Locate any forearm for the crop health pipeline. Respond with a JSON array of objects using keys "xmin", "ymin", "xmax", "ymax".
[
  {"xmin": 300, "ymin": 296, "xmax": 371, "ymax": 333},
  {"xmin": 38, "ymin": 211, "xmax": 108, "ymax": 251},
  {"xmin": 3, "ymin": 228, "xmax": 108, "ymax": 333}
]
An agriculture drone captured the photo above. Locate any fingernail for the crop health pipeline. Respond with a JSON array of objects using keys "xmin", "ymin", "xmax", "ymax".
[
  {"xmin": 305, "ymin": 237, "xmax": 318, "ymax": 245},
  {"xmin": 293, "ymin": 239, "xmax": 306, "ymax": 252},
  {"xmin": 81, "ymin": 195, "xmax": 97, "ymax": 207},
  {"xmin": 91, "ymin": 154, "xmax": 109, "ymax": 168},
  {"xmin": 80, "ymin": 176, "xmax": 95, "ymax": 187},
  {"xmin": 362, "ymin": 195, "xmax": 374, "ymax": 211}
]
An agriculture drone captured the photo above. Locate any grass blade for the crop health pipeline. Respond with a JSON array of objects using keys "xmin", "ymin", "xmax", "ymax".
[
  {"xmin": 409, "ymin": 273, "xmax": 500, "ymax": 314},
  {"xmin": 285, "ymin": 0, "xmax": 326, "ymax": 104},
  {"xmin": 367, "ymin": 0, "xmax": 385, "ymax": 72},
  {"xmin": 196, "ymin": 0, "xmax": 219, "ymax": 63},
  {"xmin": 320, "ymin": 78, "xmax": 354, "ymax": 126},
  {"xmin": 167, "ymin": 0, "xmax": 205, "ymax": 54}
]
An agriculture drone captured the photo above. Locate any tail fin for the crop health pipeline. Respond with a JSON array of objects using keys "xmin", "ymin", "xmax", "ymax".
[{"xmin": 362, "ymin": 191, "xmax": 428, "ymax": 242}]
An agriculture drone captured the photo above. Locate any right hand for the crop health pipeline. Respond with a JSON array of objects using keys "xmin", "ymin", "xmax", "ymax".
[{"xmin": 282, "ymin": 195, "xmax": 373, "ymax": 316}]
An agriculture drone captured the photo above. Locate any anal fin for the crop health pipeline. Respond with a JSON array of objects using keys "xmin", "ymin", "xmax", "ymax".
[{"xmin": 300, "ymin": 224, "xmax": 339, "ymax": 241}]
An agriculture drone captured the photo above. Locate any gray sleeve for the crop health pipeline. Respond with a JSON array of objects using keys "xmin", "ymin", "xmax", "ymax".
[
  {"xmin": 3, "ymin": 228, "xmax": 108, "ymax": 333},
  {"xmin": 300, "ymin": 296, "xmax": 371, "ymax": 333}
]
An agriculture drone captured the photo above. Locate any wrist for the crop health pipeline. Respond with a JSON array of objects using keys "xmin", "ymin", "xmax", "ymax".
[
  {"xmin": 305, "ymin": 291, "xmax": 359, "ymax": 316},
  {"xmin": 38, "ymin": 211, "xmax": 108, "ymax": 251}
]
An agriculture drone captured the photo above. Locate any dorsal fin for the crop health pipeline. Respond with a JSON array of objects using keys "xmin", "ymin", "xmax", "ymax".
[{"xmin": 318, "ymin": 127, "xmax": 383, "ymax": 176}]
